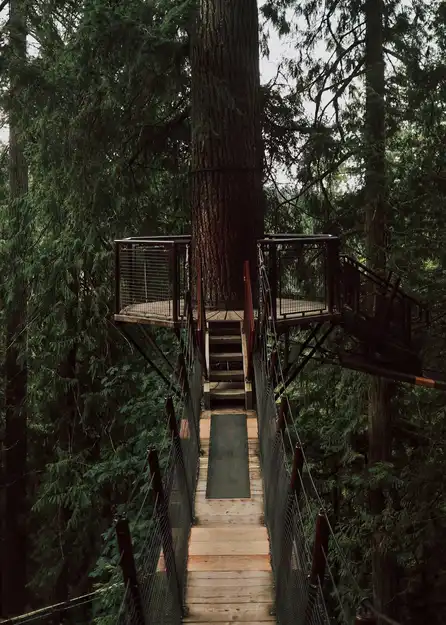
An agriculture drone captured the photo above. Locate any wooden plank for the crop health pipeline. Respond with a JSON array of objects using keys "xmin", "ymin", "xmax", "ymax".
[
  {"xmin": 184, "ymin": 603, "xmax": 274, "ymax": 622},
  {"xmin": 195, "ymin": 515, "xmax": 263, "ymax": 526},
  {"xmin": 201, "ymin": 409, "xmax": 257, "ymax": 419},
  {"xmin": 187, "ymin": 555, "xmax": 271, "ymax": 572},
  {"xmin": 195, "ymin": 492, "xmax": 263, "ymax": 505},
  {"xmin": 189, "ymin": 541, "xmax": 269, "ymax": 557},
  {"xmin": 200, "ymin": 418, "xmax": 258, "ymax": 440},
  {"xmin": 196, "ymin": 479, "xmax": 263, "ymax": 494},
  {"xmin": 187, "ymin": 586, "xmax": 273, "ymax": 603},
  {"xmin": 195, "ymin": 499, "xmax": 263, "ymax": 514},
  {"xmin": 190, "ymin": 527, "xmax": 268, "ymax": 542},
  {"xmin": 187, "ymin": 571, "xmax": 272, "ymax": 583}
]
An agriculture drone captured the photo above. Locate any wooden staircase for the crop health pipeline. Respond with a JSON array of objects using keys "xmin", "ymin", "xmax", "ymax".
[{"xmin": 205, "ymin": 321, "xmax": 249, "ymax": 410}]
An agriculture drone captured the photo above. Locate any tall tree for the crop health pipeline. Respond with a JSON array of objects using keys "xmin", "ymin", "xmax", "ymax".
[
  {"xmin": 364, "ymin": 0, "xmax": 398, "ymax": 620},
  {"xmin": 2, "ymin": 0, "xmax": 29, "ymax": 616},
  {"xmin": 190, "ymin": 0, "xmax": 264, "ymax": 306}
]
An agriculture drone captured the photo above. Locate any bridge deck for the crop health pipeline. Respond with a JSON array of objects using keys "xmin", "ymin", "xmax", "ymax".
[
  {"xmin": 115, "ymin": 298, "xmax": 330, "ymax": 327},
  {"xmin": 184, "ymin": 409, "xmax": 276, "ymax": 624}
]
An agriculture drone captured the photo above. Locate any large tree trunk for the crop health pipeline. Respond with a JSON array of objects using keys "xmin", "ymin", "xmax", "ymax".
[
  {"xmin": 190, "ymin": 0, "xmax": 264, "ymax": 308},
  {"xmin": 2, "ymin": 0, "xmax": 29, "ymax": 616},
  {"xmin": 364, "ymin": 0, "xmax": 398, "ymax": 621}
]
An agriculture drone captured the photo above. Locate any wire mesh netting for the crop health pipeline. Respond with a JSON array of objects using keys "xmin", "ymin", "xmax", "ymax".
[
  {"xmin": 114, "ymin": 304, "xmax": 201, "ymax": 625},
  {"xmin": 259, "ymin": 239, "xmax": 333, "ymax": 319},
  {"xmin": 117, "ymin": 239, "xmax": 190, "ymax": 321},
  {"xmin": 254, "ymin": 349, "xmax": 330, "ymax": 625}
]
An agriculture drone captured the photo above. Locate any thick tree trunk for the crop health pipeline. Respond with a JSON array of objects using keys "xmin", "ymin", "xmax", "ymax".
[
  {"xmin": 364, "ymin": 0, "xmax": 398, "ymax": 621},
  {"xmin": 190, "ymin": 0, "xmax": 264, "ymax": 308},
  {"xmin": 2, "ymin": 0, "xmax": 29, "ymax": 616}
]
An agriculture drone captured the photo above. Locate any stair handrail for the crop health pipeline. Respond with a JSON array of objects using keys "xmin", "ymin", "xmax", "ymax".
[
  {"xmin": 243, "ymin": 260, "xmax": 255, "ymax": 381},
  {"xmin": 196, "ymin": 260, "xmax": 208, "ymax": 380},
  {"xmin": 340, "ymin": 254, "xmax": 430, "ymax": 326}
]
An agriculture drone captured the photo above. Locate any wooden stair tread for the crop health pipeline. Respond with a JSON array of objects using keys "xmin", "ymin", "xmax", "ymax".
[
  {"xmin": 210, "ymin": 352, "xmax": 243, "ymax": 361},
  {"xmin": 210, "ymin": 388, "xmax": 245, "ymax": 397},
  {"xmin": 209, "ymin": 370, "xmax": 244, "ymax": 380},
  {"xmin": 209, "ymin": 381, "xmax": 244, "ymax": 390},
  {"xmin": 209, "ymin": 335, "xmax": 241, "ymax": 343}
]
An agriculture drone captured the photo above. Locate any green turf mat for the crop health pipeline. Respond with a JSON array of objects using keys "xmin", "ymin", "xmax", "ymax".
[{"xmin": 206, "ymin": 413, "xmax": 251, "ymax": 499}]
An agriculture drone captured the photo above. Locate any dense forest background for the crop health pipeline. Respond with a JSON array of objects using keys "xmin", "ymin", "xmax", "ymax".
[{"xmin": 1, "ymin": 0, "xmax": 446, "ymax": 623}]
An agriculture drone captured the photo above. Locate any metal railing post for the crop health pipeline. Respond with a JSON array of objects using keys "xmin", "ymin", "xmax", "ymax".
[
  {"xmin": 171, "ymin": 242, "xmax": 179, "ymax": 323},
  {"xmin": 270, "ymin": 243, "xmax": 278, "ymax": 321},
  {"xmin": 115, "ymin": 517, "xmax": 146, "ymax": 625},
  {"xmin": 166, "ymin": 396, "xmax": 194, "ymax": 522},
  {"xmin": 148, "ymin": 448, "xmax": 184, "ymax": 614}
]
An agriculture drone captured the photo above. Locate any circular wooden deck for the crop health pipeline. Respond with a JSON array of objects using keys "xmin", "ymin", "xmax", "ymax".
[{"xmin": 114, "ymin": 298, "xmax": 330, "ymax": 327}]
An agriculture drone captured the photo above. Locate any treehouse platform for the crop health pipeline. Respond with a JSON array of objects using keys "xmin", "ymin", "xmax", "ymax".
[
  {"xmin": 114, "ymin": 233, "xmax": 437, "ymax": 386},
  {"xmin": 114, "ymin": 234, "xmax": 337, "ymax": 330}
]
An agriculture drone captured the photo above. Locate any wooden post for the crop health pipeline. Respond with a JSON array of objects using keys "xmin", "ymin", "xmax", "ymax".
[
  {"xmin": 305, "ymin": 510, "xmax": 330, "ymax": 625},
  {"xmin": 166, "ymin": 397, "xmax": 194, "ymax": 522},
  {"xmin": 148, "ymin": 449, "xmax": 184, "ymax": 613},
  {"xmin": 115, "ymin": 517, "xmax": 145, "ymax": 625},
  {"xmin": 115, "ymin": 241, "xmax": 121, "ymax": 314}
]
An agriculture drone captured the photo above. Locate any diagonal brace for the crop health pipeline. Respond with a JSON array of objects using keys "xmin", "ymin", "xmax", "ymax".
[{"xmin": 275, "ymin": 325, "xmax": 334, "ymax": 400}]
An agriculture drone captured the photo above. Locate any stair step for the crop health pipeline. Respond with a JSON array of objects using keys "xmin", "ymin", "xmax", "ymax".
[
  {"xmin": 209, "ymin": 334, "xmax": 241, "ymax": 344},
  {"xmin": 208, "ymin": 322, "xmax": 240, "ymax": 335},
  {"xmin": 210, "ymin": 387, "xmax": 245, "ymax": 400},
  {"xmin": 209, "ymin": 370, "xmax": 244, "ymax": 382},
  {"xmin": 209, "ymin": 381, "xmax": 244, "ymax": 391},
  {"xmin": 210, "ymin": 352, "xmax": 243, "ymax": 362}
]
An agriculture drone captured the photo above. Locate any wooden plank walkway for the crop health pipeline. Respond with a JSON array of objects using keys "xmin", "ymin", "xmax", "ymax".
[{"xmin": 185, "ymin": 409, "xmax": 276, "ymax": 625}]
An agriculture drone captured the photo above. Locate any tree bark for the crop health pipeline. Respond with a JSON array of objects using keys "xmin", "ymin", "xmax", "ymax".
[
  {"xmin": 2, "ymin": 0, "xmax": 29, "ymax": 616},
  {"xmin": 190, "ymin": 0, "xmax": 264, "ymax": 308},
  {"xmin": 364, "ymin": 0, "xmax": 398, "ymax": 621}
]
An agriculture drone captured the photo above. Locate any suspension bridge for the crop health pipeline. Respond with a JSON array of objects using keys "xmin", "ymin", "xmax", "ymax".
[{"xmin": 5, "ymin": 233, "xmax": 442, "ymax": 625}]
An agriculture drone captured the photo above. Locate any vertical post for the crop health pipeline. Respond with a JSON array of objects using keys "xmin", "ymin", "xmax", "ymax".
[
  {"xmin": 177, "ymin": 352, "xmax": 201, "ymax": 451},
  {"xmin": 148, "ymin": 449, "xmax": 184, "ymax": 614},
  {"xmin": 115, "ymin": 517, "xmax": 146, "ymax": 625},
  {"xmin": 270, "ymin": 242, "xmax": 278, "ymax": 321},
  {"xmin": 166, "ymin": 397, "xmax": 194, "ymax": 521},
  {"xmin": 305, "ymin": 510, "xmax": 330, "ymax": 625},
  {"xmin": 171, "ymin": 242, "xmax": 179, "ymax": 323},
  {"xmin": 115, "ymin": 241, "xmax": 121, "ymax": 314},
  {"xmin": 326, "ymin": 237, "xmax": 341, "ymax": 313}
]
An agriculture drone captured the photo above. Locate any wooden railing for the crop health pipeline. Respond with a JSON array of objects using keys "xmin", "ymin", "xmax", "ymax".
[
  {"xmin": 243, "ymin": 260, "xmax": 255, "ymax": 381},
  {"xmin": 196, "ymin": 261, "xmax": 208, "ymax": 380}
]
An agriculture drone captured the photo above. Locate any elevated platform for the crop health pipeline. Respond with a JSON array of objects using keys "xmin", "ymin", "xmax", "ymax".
[{"xmin": 114, "ymin": 298, "xmax": 330, "ymax": 328}]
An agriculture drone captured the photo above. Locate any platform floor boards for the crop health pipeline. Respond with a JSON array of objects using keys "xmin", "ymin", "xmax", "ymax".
[{"xmin": 185, "ymin": 409, "xmax": 276, "ymax": 625}]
